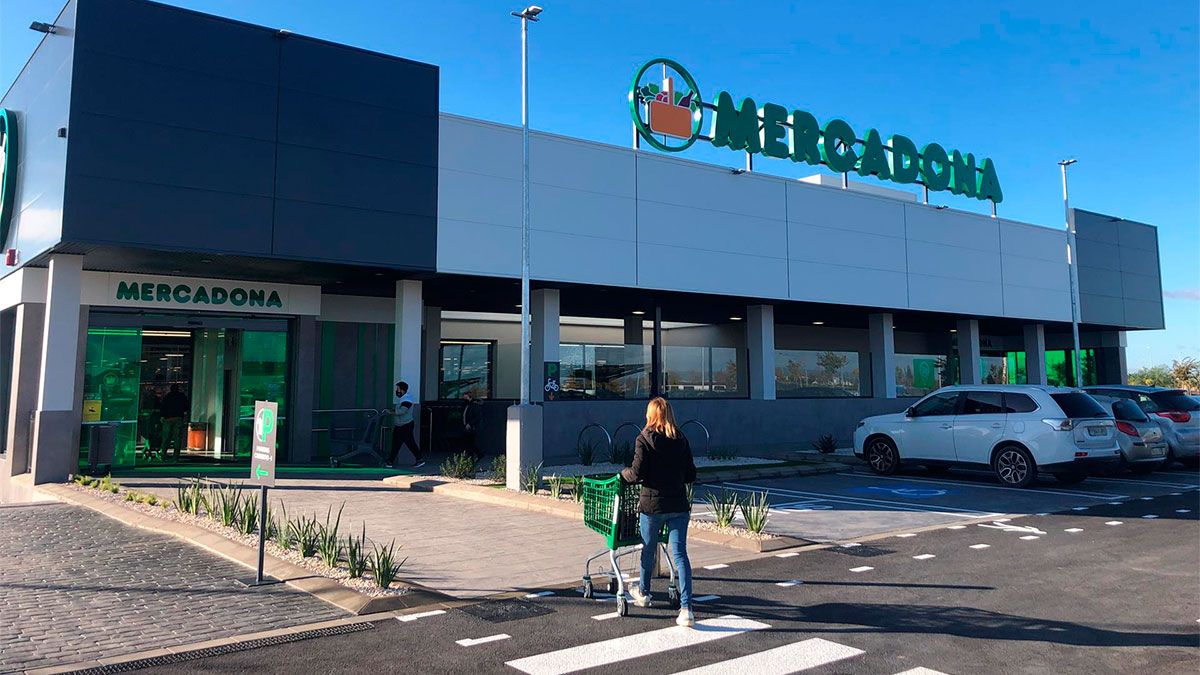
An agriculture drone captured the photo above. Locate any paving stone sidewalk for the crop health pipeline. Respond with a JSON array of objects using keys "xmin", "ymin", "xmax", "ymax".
[{"xmin": 0, "ymin": 503, "xmax": 346, "ymax": 674}]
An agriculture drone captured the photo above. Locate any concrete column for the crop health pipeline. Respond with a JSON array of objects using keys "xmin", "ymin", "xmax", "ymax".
[
  {"xmin": 1098, "ymin": 330, "xmax": 1128, "ymax": 385},
  {"xmin": 1023, "ymin": 324, "xmax": 1048, "ymax": 385},
  {"xmin": 31, "ymin": 255, "xmax": 84, "ymax": 483},
  {"xmin": 422, "ymin": 306, "xmax": 442, "ymax": 401},
  {"xmin": 956, "ymin": 319, "xmax": 982, "ymax": 386},
  {"xmin": 529, "ymin": 289, "xmax": 560, "ymax": 403},
  {"xmin": 857, "ymin": 350, "xmax": 873, "ymax": 397},
  {"xmin": 746, "ymin": 305, "xmax": 776, "ymax": 400},
  {"xmin": 623, "ymin": 315, "xmax": 645, "ymax": 395},
  {"xmin": 393, "ymin": 280, "xmax": 423, "ymax": 401},
  {"xmin": 287, "ymin": 316, "xmax": 316, "ymax": 464},
  {"xmin": 869, "ymin": 313, "xmax": 896, "ymax": 399}
]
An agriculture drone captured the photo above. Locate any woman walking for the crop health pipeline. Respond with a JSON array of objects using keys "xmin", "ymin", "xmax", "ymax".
[{"xmin": 620, "ymin": 397, "xmax": 697, "ymax": 627}]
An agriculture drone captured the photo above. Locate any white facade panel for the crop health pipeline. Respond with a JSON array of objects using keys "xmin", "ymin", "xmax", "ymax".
[
  {"xmin": 1000, "ymin": 220, "xmax": 1066, "ymax": 263},
  {"xmin": 636, "ymin": 200, "xmax": 786, "ymax": 259},
  {"xmin": 907, "ymin": 240, "xmax": 1002, "ymax": 284},
  {"xmin": 1003, "ymin": 285, "xmax": 1072, "ymax": 322},
  {"xmin": 439, "ymin": 115, "xmax": 519, "ymax": 177},
  {"xmin": 789, "ymin": 261, "xmax": 908, "ymax": 308},
  {"xmin": 531, "ymin": 183, "xmax": 635, "ymax": 240},
  {"xmin": 908, "ymin": 273, "xmax": 1004, "ymax": 315},
  {"xmin": 638, "ymin": 243, "xmax": 787, "ymax": 298},
  {"xmin": 636, "ymin": 154, "xmax": 784, "ymax": 219},
  {"xmin": 904, "ymin": 205, "xmax": 1000, "ymax": 252},
  {"xmin": 532, "ymin": 230, "xmax": 636, "ymax": 286},
  {"xmin": 437, "ymin": 218, "xmax": 519, "ymax": 277},
  {"xmin": 530, "ymin": 135, "xmax": 635, "ymax": 196},
  {"xmin": 1000, "ymin": 254, "xmax": 1068, "ymax": 291},
  {"xmin": 786, "ymin": 182, "xmax": 906, "ymax": 238},
  {"xmin": 438, "ymin": 168, "xmax": 520, "ymax": 227},
  {"xmin": 787, "ymin": 222, "xmax": 907, "ymax": 273}
]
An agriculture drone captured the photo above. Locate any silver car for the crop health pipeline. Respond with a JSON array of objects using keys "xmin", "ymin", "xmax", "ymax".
[
  {"xmin": 1084, "ymin": 386, "xmax": 1200, "ymax": 468},
  {"xmin": 1092, "ymin": 396, "xmax": 1168, "ymax": 472}
]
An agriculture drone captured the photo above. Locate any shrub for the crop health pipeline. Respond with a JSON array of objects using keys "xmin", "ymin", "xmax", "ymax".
[
  {"xmin": 572, "ymin": 475, "xmax": 585, "ymax": 503},
  {"xmin": 739, "ymin": 491, "xmax": 771, "ymax": 533},
  {"xmin": 345, "ymin": 524, "xmax": 368, "ymax": 579},
  {"xmin": 811, "ymin": 434, "xmax": 838, "ymax": 454},
  {"xmin": 95, "ymin": 474, "xmax": 119, "ymax": 494},
  {"xmin": 546, "ymin": 475, "xmax": 563, "ymax": 500},
  {"xmin": 708, "ymin": 447, "xmax": 738, "ymax": 461},
  {"xmin": 211, "ymin": 483, "xmax": 244, "ymax": 528},
  {"xmin": 369, "ymin": 540, "xmax": 407, "ymax": 589},
  {"xmin": 143, "ymin": 494, "xmax": 158, "ymax": 507},
  {"xmin": 488, "ymin": 456, "xmax": 506, "ymax": 484},
  {"xmin": 238, "ymin": 497, "xmax": 260, "ymax": 536},
  {"xmin": 520, "ymin": 462, "xmax": 543, "ymax": 494},
  {"xmin": 686, "ymin": 483, "xmax": 694, "ymax": 506},
  {"xmin": 576, "ymin": 438, "xmax": 602, "ymax": 466},
  {"xmin": 611, "ymin": 441, "xmax": 635, "ymax": 467},
  {"xmin": 440, "ymin": 452, "xmax": 478, "ymax": 479},
  {"xmin": 317, "ymin": 505, "xmax": 345, "ymax": 567},
  {"xmin": 72, "ymin": 474, "xmax": 93, "ymax": 487},
  {"xmin": 290, "ymin": 515, "xmax": 320, "ymax": 557},
  {"xmin": 124, "ymin": 491, "xmax": 137, "ymax": 502},
  {"xmin": 175, "ymin": 479, "xmax": 206, "ymax": 515},
  {"xmin": 706, "ymin": 490, "xmax": 738, "ymax": 528},
  {"xmin": 273, "ymin": 501, "xmax": 293, "ymax": 549}
]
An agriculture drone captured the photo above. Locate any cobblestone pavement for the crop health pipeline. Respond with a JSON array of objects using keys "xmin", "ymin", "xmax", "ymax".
[{"xmin": 0, "ymin": 503, "xmax": 346, "ymax": 674}]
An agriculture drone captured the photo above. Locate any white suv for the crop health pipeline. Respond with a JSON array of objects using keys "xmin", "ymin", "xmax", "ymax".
[{"xmin": 853, "ymin": 385, "xmax": 1121, "ymax": 487}]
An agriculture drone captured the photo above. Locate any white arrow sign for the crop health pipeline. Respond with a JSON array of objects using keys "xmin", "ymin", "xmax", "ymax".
[{"xmin": 977, "ymin": 521, "xmax": 1047, "ymax": 535}]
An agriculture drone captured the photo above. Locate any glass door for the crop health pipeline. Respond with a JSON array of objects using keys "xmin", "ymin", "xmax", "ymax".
[
  {"xmin": 81, "ymin": 327, "xmax": 143, "ymax": 469},
  {"xmin": 233, "ymin": 330, "xmax": 289, "ymax": 459}
]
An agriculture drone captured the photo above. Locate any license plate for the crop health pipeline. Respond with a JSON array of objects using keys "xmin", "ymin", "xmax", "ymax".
[
  {"xmin": 1087, "ymin": 426, "xmax": 1107, "ymax": 436},
  {"xmin": 1152, "ymin": 447, "xmax": 1165, "ymax": 456}
]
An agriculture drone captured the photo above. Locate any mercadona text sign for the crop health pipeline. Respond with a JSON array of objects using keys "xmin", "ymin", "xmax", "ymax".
[{"xmin": 628, "ymin": 58, "xmax": 1003, "ymax": 204}]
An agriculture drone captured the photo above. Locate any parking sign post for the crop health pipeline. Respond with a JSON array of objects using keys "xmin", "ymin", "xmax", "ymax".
[{"xmin": 243, "ymin": 400, "xmax": 279, "ymax": 587}]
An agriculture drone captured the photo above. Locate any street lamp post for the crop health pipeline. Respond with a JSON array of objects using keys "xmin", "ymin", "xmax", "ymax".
[
  {"xmin": 1060, "ymin": 158, "xmax": 1083, "ymax": 387},
  {"xmin": 512, "ymin": 5, "xmax": 541, "ymax": 406}
]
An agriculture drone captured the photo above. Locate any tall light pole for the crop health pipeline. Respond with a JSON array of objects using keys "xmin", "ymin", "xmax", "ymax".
[
  {"xmin": 512, "ymin": 5, "xmax": 541, "ymax": 406},
  {"xmin": 1060, "ymin": 158, "xmax": 1083, "ymax": 387}
]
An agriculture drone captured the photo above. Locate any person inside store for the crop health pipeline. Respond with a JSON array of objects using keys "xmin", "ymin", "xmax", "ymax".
[
  {"xmin": 461, "ymin": 392, "xmax": 483, "ymax": 459},
  {"xmin": 620, "ymin": 396, "xmax": 697, "ymax": 627},
  {"xmin": 159, "ymin": 384, "xmax": 190, "ymax": 462},
  {"xmin": 387, "ymin": 381, "xmax": 425, "ymax": 469}
]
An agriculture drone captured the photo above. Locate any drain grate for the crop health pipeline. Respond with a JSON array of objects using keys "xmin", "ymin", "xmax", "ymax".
[
  {"xmin": 459, "ymin": 599, "xmax": 556, "ymax": 624},
  {"xmin": 828, "ymin": 545, "xmax": 893, "ymax": 558},
  {"xmin": 65, "ymin": 622, "xmax": 374, "ymax": 673}
]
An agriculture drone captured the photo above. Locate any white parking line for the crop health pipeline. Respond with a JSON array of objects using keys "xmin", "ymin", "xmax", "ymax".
[
  {"xmin": 1105, "ymin": 521, "xmax": 1123, "ymax": 525},
  {"xmin": 1071, "ymin": 506, "xmax": 1088, "ymax": 511},
  {"xmin": 970, "ymin": 544, "xmax": 990, "ymax": 549},
  {"xmin": 670, "ymin": 637, "xmax": 864, "ymax": 675},
  {"xmin": 1020, "ymin": 535, "xmax": 1040, "ymax": 540},
  {"xmin": 703, "ymin": 564, "xmax": 729, "ymax": 570},
  {"xmin": 717, "ymin": 482, "xmax": 1002, "ymax": 518},
  {"xmin": 396, "ymin": 609, "xmax": 446, "ymax": 622},
  {"xmin": 505, "ymin": 615, "xmax": 770, "ymax": 675},
  {"xmin": 693, "ymin": 595, "xmax": 720, "ymax": 603},
  {"xmin": 776, "ymin": 580, "xmax": 803, "ymax": 587},
  {"xmin": 457, "ymin": 634, "xmax": 510, "ymax": 647},
  {"xmin": 1142, "ymin": 515, "xmax": 1159, "ymax": 519},
  {"xmin": 913, "ymin": 554, "xmax": 936, "ymax": 560},
  {"xmin": 851, "ymin": 470, "xmax": 1129, "ymax": 499},
  {"xmin": 946, "ymin": 525, "xmax": 966, "ymax": 530},
  {"xmin": 1177, "ymin": 509, "xmax": 1192, "ymax": 513},
  {"xmin": 1139, "ymin": 497, "xmax": 1154, "ymax": 501},
  {"xmin": 525, "ymin": 591, "xmax": 555, "ymax": 598},
  {"xmin": 895, "ymin": 533, "xmax": 917, "ymax": 538},
  {"xmin": 1082, "ymin": 476, "xmax": 1200, "ymax": 489},
  {"xmin": 1108, "ymin": 502, "xmax": 1124, "ymax": 505},
  {"xmin": 849, "ymin": 566, "xmax": 873, "ymax": 573},
  {"xmin": 591, "ymin": 611, "xmax": 619, "ymax": 621},
  {"xmin": 775, "ymin": 552, "xmax": 800, "ymax": 558},
  {"xmin": 1064, "ymin": 528, "xmax": 1083, "ymax": 533},
  {"xmin": 895, "ymin": 668, "xmax": 950, "ymax": 675}
]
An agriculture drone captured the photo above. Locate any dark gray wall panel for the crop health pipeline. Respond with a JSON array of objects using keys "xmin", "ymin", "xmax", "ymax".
[
  {"xmin": 275, "ymin": 89, "xmax": 437, "ymax": 166},
  {"xmin": 277, "ymin": 38, "xmax": 438, "ymax": 116},
  {"xmin": 1074, "ymin": 208, "xmax": 1164, "ymax": 329},
  {"xmin": 274, "ymin": 144, "xmax": 436, "ymax": 216},
  {"xmin": 272, "ymin": 200, "xmax": 436, "ymax": 267}
]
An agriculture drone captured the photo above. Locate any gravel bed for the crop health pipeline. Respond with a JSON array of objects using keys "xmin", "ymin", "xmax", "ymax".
[{"xmin": 64, "ymin": 482, "xmax": 408, "ymax": 598}]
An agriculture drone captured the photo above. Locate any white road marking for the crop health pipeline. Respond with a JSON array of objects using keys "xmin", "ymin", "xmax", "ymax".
[
  {"xmin": 840, "ymin": 542, "xmax": 861, "ymax": 548},
  {"xmin": 591, "ymin": 611, "xmax": 619, "ymax": 621},
  {"xmin": 1105, "ymin": 521, "xmax": 1123, "ymax": 525},
  {"xmin": 1064, "ymin": 528, "xmax": 1083, "ymax": 533},
  {"xmin": 717, "ymin": 482, "xmax": 1002, "ymax": 518},
  {"xmin": 1020, "ymin": 535, "xmax": 1040, "ymax": 540},
  {"xmin": 1035, "ymin": 512, "xmax": 1049, "ymax": 516},
  {"xmin": 396, "ymin": 609, "xmax": 446, "ymax": 622},
  {"xmin": 978, "ymin": 522, "xmax": 1045, "ymax": 535},
  {"xmin": 1142, "ymin": 515, "xmax": 1159, "ymax": 519},
  {"xmin": 895, "ymin": 533, "xmax": 917, "ymax": 538},
  {"xmin": 970, "ymin": 544, "xmax": 990, "ymax": 549},
  {"xmin": 670, "ymin": 637, "xmax": 864, "ymax": 674},
  {"xmin": 703, "ymin": 564, "xmax": 729, "ymax": 570},
  {"xmin": 505, "ymin": 615, "xmax": 770, "ymax": 675},
  {"xmin": 1169, "ymin": 492, "xmax": 1182, "ymax": 496},
  {"xmin": 946, "ymin": 525, "xmax": 966, "ymax": 530},
  {"xmin": 1108, "ymin": 502, "xmax": 1124, "ymax": 505},
  {"xmin": 994, "ymin": 518, "xmax": 1011, "ymax": 522},
  {"xmin": 895, "ymin": 668, "xmax": 951, "ymax": 675},
  {"xmin": 849, "ymin": 566, "xmax": 873, "ymax": 573},
  {"xmin": 457, "ymin": 634, "xmax": 510, "ymax": 647},
  {"xmin": 525, "ymin": 591, "xmax": 555, "ymax": 598},
  {"xmin": 775, "ymin": 552, "xmax": 800, "ymax": 558},
  {"xmin": 913, "ymin": 554, "xmax": 936, "ymax": 560},
  {"xmin": 1083, "ymin": 475, "xmax": 1199, "ymax": 489},
  {"xmin": 776, "ymin": 580, "xmax": 802, "ymax": 587},
  {"xmin": 851, "ymin": 470, "xmax": 1127, "ymax": 499},
  {"xmin": 1176, "ymin": 509, "xmax": 1192, "ymax": 513},
  {"xmin": 1071, "ymin": 506, "xmax": 1088, "ymax": 511},
  {"xmin": 1140, "ymin": 497, "xmax": 1154, "ymax": 501},
  {"xmin": 693, "ymin": 595, "xmax": 720, "ymax": 603}
]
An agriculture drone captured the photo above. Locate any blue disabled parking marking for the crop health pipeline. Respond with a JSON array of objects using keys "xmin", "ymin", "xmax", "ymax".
[{"xmin": 853, "ymin": 486, "xmax": 951, "ymax": 499}]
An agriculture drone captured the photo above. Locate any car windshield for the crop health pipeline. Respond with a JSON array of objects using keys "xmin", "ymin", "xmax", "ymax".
[
  {"xmin": 1147, "ymin": 390, "xmax": 1200, "ymax": 412},
  {"xmin": 1051, "ymin": 393, "xmax": 1109, "ymax": 418},
  {"xmin": 1111, "ymin": 399, "xmax": 1149, "ymax": 422}
]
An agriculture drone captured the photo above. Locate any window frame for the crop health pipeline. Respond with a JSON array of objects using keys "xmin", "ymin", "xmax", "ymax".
[
  {"xmin": 911, "ymin": 391, "xmax": 961, "ymax": 417},
  {"xmin": 960, "ymin": 390, "xmax": 1005, "ymax": 415},
  {"xmin": 438, "ymin": 339, "xmax": 496, "ymax": 401}
]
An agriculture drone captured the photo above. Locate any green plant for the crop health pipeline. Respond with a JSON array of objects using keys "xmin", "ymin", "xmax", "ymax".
[
  {"xmin": 317, "ymin": 504, "xmax": 345, "ymax": 567},
  {"xmin": 439, "ymin": 452, "xmax": 478, "ymax": 479},
  {"xmin": 124, "ymin": 491, "xmax": 137, "ymax": 502},
  {"xmin": 708, "ymin": 447, "xmax": 738, "ymax": 461},
  {"xmin": 686, "ymin": 483, "xmax": 694, "ymax": 506},
  {"xmin": 547, "ymin": 475, "xmax": 563, "ymax": 499},
  {"xmin": 487, "ymin": 456, "xmax": 506, "ymax": 484},
  {"xmin": 72, "ymin": 474, "xmax": 93, "ymax": 487},
  {"xmin": 520, "ymin": 462, "xmax": 543, "ymax": 494},
  {"xmin": 273, "ymin": 501, "xmax": 292, "ymax": 549},
  {"xmin": 706, "ymin": 490, "xmax": 738, "ymax": 528},
  {"xmin": 368, "ymin": 539, "xmax": 407, "ymax": 589},
  {"xmin": 96, "ymin": 474, "xmax": 119, "ymax": 494},
  {"xmin": 345, "ymin": 524, "xmax": 368, "ymax": 579},
  {"xmin": 211, "ymin": 482, "xmax": 244, "ymax": 528},
  {"xmin": 289, "ymin": 514, "xmax": 320, "ymax": 557},
  {"xmin": 611, "ymin": 441, "xmax": 635, "ymax": 467},
  {"xmin": 739, "ymin": 491, "xmax": 771, "ymax": 533},
  {"xmin": 142, "ymin": 494, "xmax": 158, "ymax": 507},
  {"xmin": 575, "ymin": 438, "xmax": 601, "ymax": 466},
  {"xmin": 811, "ymin": 434, "xmax": 838, "ymax": 454},
  {"xmin": 237, "ymin": 497, "xmax": 260, "ymax": 535},
  {"xmin": 175, "ymin": 479, "xmax": 206, "ymax": 515},
  {"xmin": 572, "ymin": 475, "xmax": 585, "ymax": 502}
]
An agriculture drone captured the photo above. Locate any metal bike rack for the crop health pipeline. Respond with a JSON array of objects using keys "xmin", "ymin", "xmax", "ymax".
[
  {"xmin": 680, "ymin": 419, "xmax": 711, "ymax": 457},
  {"xmin": 576, "ymin": 422, "xmax": 613, "ymax": 461},
  {"xmin": 610, "ymin": 421, "xmax": 644, "ymax": 463}
]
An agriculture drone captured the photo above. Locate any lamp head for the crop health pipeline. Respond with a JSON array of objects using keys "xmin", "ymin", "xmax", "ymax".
[
  {"xmin": 513, "ymin": 5, "xmax": 543, "ymax": 20},
  {"xmin": 1058, "ymin": 158, "xmax": 1077, "ymax": 167}
]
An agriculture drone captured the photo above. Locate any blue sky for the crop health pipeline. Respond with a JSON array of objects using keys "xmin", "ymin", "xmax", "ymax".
[{"xmin": 2, "ymin": 0, "xmax": 1197, "ymax": 370}]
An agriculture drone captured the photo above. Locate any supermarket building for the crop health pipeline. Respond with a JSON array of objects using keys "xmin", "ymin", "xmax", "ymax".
[{"xmin": 0, "ymin": 0, "xmax": 1165, "ymax": 495}]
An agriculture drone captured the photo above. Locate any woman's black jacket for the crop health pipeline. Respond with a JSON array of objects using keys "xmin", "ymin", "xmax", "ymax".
[{"xmin": 619, "ymin": 429, "xmax": 697, "ymax": 514}]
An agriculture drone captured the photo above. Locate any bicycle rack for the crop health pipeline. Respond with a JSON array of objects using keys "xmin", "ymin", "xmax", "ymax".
[
  {"xmin": 576, "ymin": 423, "xmax": 613, "ymax": 462},
  {"xmin": 680, "ymin": 419, "xmax": 712, "ymax": 457},
  {"xmin": 610, "ymin": 421, "xmax": 644, "ymax": 463}
]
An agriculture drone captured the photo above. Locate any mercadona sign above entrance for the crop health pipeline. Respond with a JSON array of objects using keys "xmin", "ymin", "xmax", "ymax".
[{"xmin": 628, "ymin": 58, "xmax": 1003, "ymax": 204}]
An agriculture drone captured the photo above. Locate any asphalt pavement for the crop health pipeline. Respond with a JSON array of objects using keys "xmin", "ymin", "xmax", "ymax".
[{"xmin": 131, "ymin": 482, "xmax": 1200, "ymax": 675}]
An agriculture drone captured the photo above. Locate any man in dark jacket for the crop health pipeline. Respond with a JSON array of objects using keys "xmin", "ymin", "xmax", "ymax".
[{"xmin": 461, "ymin": 393, "xmax": 483, "ymax": 459}]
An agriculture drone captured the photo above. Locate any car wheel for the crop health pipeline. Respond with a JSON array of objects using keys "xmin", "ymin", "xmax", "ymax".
[
  {"xmin": 864, "ymin": 437, "xmax": 900, "ymax": 475},
  {"xmin": 1054, "ymin": 472, "xmax": 1087, "ymax": 484},
  {"xmin": 924, "ymin": 465, "xmax": 951, "ymax": 475},
  {"xmin": 993, "ymin": 445, "xmax": 1036, "ymax": 488}
]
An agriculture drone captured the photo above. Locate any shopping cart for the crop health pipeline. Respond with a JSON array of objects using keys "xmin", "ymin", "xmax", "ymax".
[
  {"xmin": 329, "ymin": 410, "xmax": 390, "ymax": 468},
  {"xmin": 580, "ymin": 474, "xmax": 679, "ymax": 617}
]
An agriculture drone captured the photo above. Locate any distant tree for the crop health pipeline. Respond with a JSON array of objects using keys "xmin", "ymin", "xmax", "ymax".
[
  {"xmin": 1170, "ymin": 357, "xmax": 1200, "ymax": 391},
  {"xmin": 816, "ymin": 351, "xmax": 849, "ymax": 384},
  {"xmin": 1128, "ymin": 364, "xmax": 1173, "ymax": 387}
]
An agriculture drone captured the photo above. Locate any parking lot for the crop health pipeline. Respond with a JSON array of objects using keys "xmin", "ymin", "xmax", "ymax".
[{"xmin": 698, "ymin": 466, "xmax": 1200, "ymax": 542}]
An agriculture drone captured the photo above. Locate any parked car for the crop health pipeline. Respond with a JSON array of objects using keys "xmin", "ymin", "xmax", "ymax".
[
  {"xmin": 1082, "ymin": 386, "xmax": 1200, "ymax": 468},
  {"xmin": 1089, "ymin": 395, "xmax": 1169, "ymax": 472},
  {"xmin": 854, "ymin": 385, "xmax": 1120, "ymax": 487}
]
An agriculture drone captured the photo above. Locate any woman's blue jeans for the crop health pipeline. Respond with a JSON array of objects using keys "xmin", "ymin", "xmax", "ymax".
[{"xmin": 638, "ymin": 511, "xmax": 692, "ymax": 609}]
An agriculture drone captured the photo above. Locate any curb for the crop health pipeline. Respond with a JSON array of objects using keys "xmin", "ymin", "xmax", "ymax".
[{"xmin": 38, "ymin": 483, "xmax": 455, "ymax": 616}]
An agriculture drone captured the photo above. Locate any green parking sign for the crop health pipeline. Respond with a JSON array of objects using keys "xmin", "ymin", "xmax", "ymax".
[{"xmin": 249, "ymin": 400, "xmax": 278, "ymax": 487}]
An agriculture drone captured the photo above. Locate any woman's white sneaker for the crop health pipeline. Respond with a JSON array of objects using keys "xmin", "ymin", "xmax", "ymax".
[
  {"xmin": 629, "ymin": 587, "xmax": 652, "ymax": 608},
  {"xmin": 676, "ymin": 608, "xmax": 694, "ymax": 627}
]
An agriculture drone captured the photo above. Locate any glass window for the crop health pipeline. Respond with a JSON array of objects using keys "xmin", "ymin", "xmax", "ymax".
[
  {"xmin": 440, "ymin": 340, "xmax": 494, "ymax": 399},
  {"xmin": 980, "ymin": 356, "xmax": 1010, "ymax": 384},
  {"xmin": 895, "ymin": 354, "xmax": 955, "ymax": 397},
  {"xmin": 1003, "ymin": 393, "xmax": 1038, "ymax": 413},
  {"xmin": 82, "ymin": 327, "xmax": 143, "ymax": 468},
  {"xmin": 0, "ymin": 309, "xmax": 13, "ymax": 455},
  {"xmin": 663, "ymin": 346, "xmax": 743, "ymax": 398},
  {"xmin": 236, "ymin": 330, "xmax": 289, "ymax": 459},
  {"xmin": 1050, "ymin": 393, "xmax": 1108, "ymax": 418},
  {"xmin": 775, "ymin": 350, "xmax": 861, "ymax": 398},
  {"xmin": 961, "ymin": 391, "xmax": 1004, "ymax": 414},
  {"xmin": 1146, "ymin": 390, "xmax": 1200, "ymax": 412},
  {"xmin": 1111, "ymin": 399, "xmax": 1149, "ymax": 422},
  {"xmin": 1046, "ymin": 349, "xmax": 1097, "ymax": 387},
  {"xmin": 559, "ymin": 343, "xmax": 650, "ymax": 400},
  {"xmin": 912, "ymin": 391, "xmax": 959, "ymax": 416}
]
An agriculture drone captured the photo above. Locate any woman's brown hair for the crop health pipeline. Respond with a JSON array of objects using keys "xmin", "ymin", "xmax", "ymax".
[{"xmin": 644, "ymin": 397, "xmax": 680, "ymax": 439}]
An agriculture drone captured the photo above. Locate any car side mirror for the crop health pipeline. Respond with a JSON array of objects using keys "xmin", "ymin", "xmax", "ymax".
[{"xmin": 905, "ymin": 407, "xmax": 915, "ymax": 417}]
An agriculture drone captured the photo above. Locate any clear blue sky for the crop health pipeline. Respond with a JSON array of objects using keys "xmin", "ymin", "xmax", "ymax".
[{"xmin": 2, "ymin": 0, "xmax": 1197, "ymax": 370}]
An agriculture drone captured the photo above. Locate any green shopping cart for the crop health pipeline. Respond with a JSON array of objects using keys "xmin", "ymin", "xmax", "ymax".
[{"xmin": 580, "ymin": 474, "xmax": 679, "ymax": 617}]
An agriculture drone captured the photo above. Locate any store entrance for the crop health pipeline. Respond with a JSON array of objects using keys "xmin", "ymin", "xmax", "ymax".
[{"xmin": 81, "ymin": 315, "xmax": 289, "ymax": 470}]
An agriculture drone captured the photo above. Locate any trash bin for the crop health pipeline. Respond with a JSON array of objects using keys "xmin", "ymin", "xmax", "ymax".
[{"xmin": 88, "ymin": 422, "xmax": 118, "ymax": 473}]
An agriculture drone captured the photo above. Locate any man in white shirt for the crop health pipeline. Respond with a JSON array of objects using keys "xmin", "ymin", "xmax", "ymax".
[{"xmin": 387, "ymin": 381, "xmax": 425, "ymax": 468}]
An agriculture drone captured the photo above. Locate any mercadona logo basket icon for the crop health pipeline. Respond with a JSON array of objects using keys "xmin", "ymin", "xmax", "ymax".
[{"xmin": 629, "ymin": 58, "xmax": 703, "ymax": 152}]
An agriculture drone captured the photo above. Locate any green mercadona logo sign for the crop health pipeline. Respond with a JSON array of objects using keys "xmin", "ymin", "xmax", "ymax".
[
  {"xmin": 0, "ymin": 108, "xmax": 17, "ymax": 247},
  {"xmin": 628, "ymin": 58, "xmax": 1003, "ymax": 204},
  {"xmin": 116, "ymin": 280, "xmax": 283, "ymax": 308}
]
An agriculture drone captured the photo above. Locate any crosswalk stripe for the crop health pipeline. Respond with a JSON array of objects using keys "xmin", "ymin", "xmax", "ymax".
[
  {"xmin": 525, "ymin": 591, "xmax": 555, "ymax": 598},
  {"xmin": 703, "ymin": 564, "xmax": 729, "ymax": 570},
  {"xmin": 669, "ymin": 637, "xmax": 864, "ymax": 674},
  {"xmin": 693, "ymin": 595, "xmax": 720, "ymax": 603},
  {"xmin": 775, "ymin": 580, "xmax": 802, "ymax": 587},
  {"xmin": 894, "ymin": 668, "xmax": 950, "ymax": 675},
  {"xmin": 396, "ymin": 609, "xmax": 446, "ymax": 622},
  {"xmin": 849, "ymin": 566, "xmax": 873, "ymax": 573},
  {"xmin": 504, "ymin": 615, "xmax": 770, "ymax": 675},
  {"xmin": 591, "ymin": 611, "xmax": 619, "ymax": 621},
  {"xmin": 457, "ymin": 633, "xmax": 510, "ymax": 647},
  {"xmin": 775, "ymin": 552, "xmax": 799, "ymax": 558},
  {"xmin": 969, "ymin": 544, "xmax": 990, "ymax": 549}
]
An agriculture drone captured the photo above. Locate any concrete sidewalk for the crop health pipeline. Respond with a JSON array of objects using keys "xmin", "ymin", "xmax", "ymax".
[{"xmin": 118, "ymin": 477, "xmax": 757, "ymax": 599}]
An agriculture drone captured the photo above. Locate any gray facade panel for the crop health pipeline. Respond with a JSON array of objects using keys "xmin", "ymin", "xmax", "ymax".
[
  {"xmin": 1079, "ymin": 292, "xmax": 1125, "ymax": 326},
  {"xmin": 273, "ymin": 144, "xmax": 436, "ymax": 217},
  {"xmin": 1117, "ymin": 220, "xmax": 1159, "ymax": 251},
  {"xmin": 271, "ymin": 201, "xmax": 436, "ymax": 268},
  {"xmin": 1077, "ymin": 265, "xmax": 1123, "ymax": 298},
  {"xmin": 1074, "ymin": 208, "xmax": 1164, "ymax": 329},
  {"xmin": 277, "ymin": 38, "xmax": 438, "ymax": 116},
  {"xmin": 275, "ymin": 89, "xmax": 436, "ymax": 166},
  {"xmin": 1123, "ymin": 300, "xmax": 1164, "ymax": 329}
]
